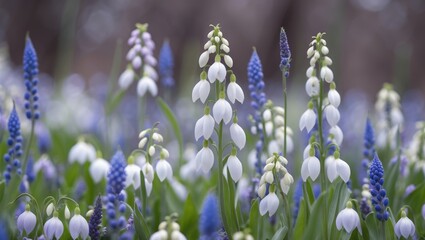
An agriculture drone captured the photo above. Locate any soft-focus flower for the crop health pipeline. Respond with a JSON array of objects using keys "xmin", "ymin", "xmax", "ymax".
[
  {"xmin": 394, "ymin": 211, "xmax": 415, "ymax": 239},
  {"xmin": 158, "ymin": 40, "xmax": 174, "ymax": 88},
  {"xmin": 369, "ymin": 154, "xmax": 389, "ymax": 221},
  {"xmin": 44, "ymin": 213, "xmax": 64, "ymax": 240},
  {"xmin": 151, "ymin": 218, "xmax": 187, "ymax": 240},
  {"xmin": 156, "ymin": 159, "xmax": 173, "ymax": 182},
  {"xmin": 212, "ymin": 97, "xmax": 232, "ymax": 124},
  {"xmin": 90, "ymin": 158, "xmax": 110, "ymax": 183},
  {"xmin": 192, "ymin": 78, "xmax": 210, "ymax": 104},
  {"xmin": 320, "ymin": 66, "xmax": 334, "ymax": 83},
  {"xmin": 227, "ymin": 81, "xmax": 244, "ymax": 104},
  {"xmin": 142, "ymin": 162, "xmax": 154, "ymax": 183},
  {"xmin": 89, "ymin": 196, "xmax": 102, "ymax": 240},
  {"xmin": 223, "ymin": 154, "xmax": 243, "ymax": 182},
  {"xmin": 195, "ymin": 109, "xmax": 215, "ymax": 141},
  {"xmin": 280, "ymin": 173, "xmax": 294, "ymax": 194},
  {"xmin": 259, "ymin": 191, "xmax": 279, "ymax": 217},
  {"xmin": 208, "ymin": 62, "xmax": 226, "ymax": 83},
  {"xmin": 230, "ymin": 121, "xmax": 246, "ymax": 150},
  {"xmin": 69, "ymin": 207, "xmax": 89, "ymax": 240},
  {"xmin": 125, "ymin": 164, "xmax": 141, "ymax": 189},
  {"xmin": 118, "ymin": 68, "xmax": 135, "ymax": 90},
  {"xmin": 328, "ymin": 88, "xmax": 341, "ymax": 107},
  {"xmin": 64, "ymin": 205, "xmax": 71, "ymax": 220},
  {"xmin": 301, "ymin": 155, "xmax": 320, "ymax": 182},
  {"xmin": 199, "ymin": 194, "xmax": 220, "ymax": 239},
  {"xmin": 17, "ymin": 204, "xmax": 36, "ymax": 235},
  {"xmin": 325, "ymin": 153, "xmax": 351, "ymax": 183},
  {"xmin": 324, "ymin": 105, "xmax": 340, "ymax": 127},
  {"xmin": 3, "ymin": 105, "xmax": 23, "ymax": 183},
  {"xmin": 195, "ymin": 142, "xmax": 214, "ymax": 174},
  {"xmin": 336, "ymin": 201, "xmax": 361, "ymax": 234},
  {"xmin": 23, "ymin": 36, "xmax": 40, "ymax": 120},
  {"xmin": 305, "ymin": 77, "xmax": 320, "ymax": 97},
  {"xmin": 299, "ymin": 107, "xmax": 316, "ymax": 133},
  {"xmin": 137, "ymin": 76, "xmax": 158, "ymax": 97},
  {"xmin": 329, "ymin": 126, "xmax": 343, "ymax": 146},
  {"xmin": 68, "ymin": 140, "xmax": 96, "ymax": 164}
]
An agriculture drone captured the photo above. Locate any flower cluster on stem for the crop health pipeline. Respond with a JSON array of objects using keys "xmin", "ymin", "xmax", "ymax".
[
  {"xmin": 3, "ymin": 105, "xmax": 23, "ymax": 183},
  {"xmin": 150, "ymin": 214, "xmax": 186, "ymax": 240},
  {"xmin": 158, "ymin": 40, "xmax": 175, "ymax": 88},
  {"xmin": 407, "ymin": 121, "xmax": 425, "ymax": 175},
  {"xmin": 369, "ymin": 154, "xmax": 389, "ymax": 221},
  {"xmin": 23, "ymin": 36, "xmax": 40, "ymax": 121}
]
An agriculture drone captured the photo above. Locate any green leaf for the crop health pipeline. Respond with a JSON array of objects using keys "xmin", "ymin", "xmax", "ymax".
[
  {"xmin": 180, "ymin": 194, "xmax": 199, "ymax": 239},
  {"xmin": 364, "ymin": 213, "xmax": 379, "ymax": 239},
  {"xmin": 133, "ymin": 204, "xmax": 150, "ymax": 240},
  {"xmin": 249, "ymin": 199, "xmax": 259, "ymax": 239},
  {"xmin": 384, "ymin": 158, "xmax": 400, "ymax": 210},
  {"xmin": 329, "ymin": 181, "xmax": 351, "ymax": 239},
  {"xmin": 272, "ymin": 226, "xmax": 288, "ymax": 240},
  {"xmin": 303, "ymin": 191, "xmax": 326, "ymax": 240},
  {"xmin": 0, "ymin": 180, "xmax": 4, "ymax": 202},
  {"xmin": 293, "ymin": 198, "xmax": 307, "ymax": 239}
]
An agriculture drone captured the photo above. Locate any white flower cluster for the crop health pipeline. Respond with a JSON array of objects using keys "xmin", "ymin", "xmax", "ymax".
[
  {"xmin": 150, "ymin": 218, "xmax": 187, "ymax": 240},
  {"xmin": 407, "ymin": 122, "xmax": 425, "ymax": 175},
  {"xmin": 119, "ymin": 23, "xmax": 158, "ymax": 97},
  {"xmin": 192, "ymin": 25, "xmax": 245, "ymax": 181},
  {"xmin": 258, "ymin": 154, "xmax": 293, "ymax": 216},
  {"xmin": 375, "ymin": 83, "xmax": 403, "ymax": 149},
  {"xmin": 262, "ymin": 104, "xmax": 294, "ymax": 155},
  {"xmin": 233, "ymin": 230, "xmax": 254, "ymax": 240}
]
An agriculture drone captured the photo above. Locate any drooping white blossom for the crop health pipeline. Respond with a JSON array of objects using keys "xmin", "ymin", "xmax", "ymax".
[
  {"xmin": 213, "ymin": 97, "xmax": 232, "ymax": 124},
  {"xmin": 69, "ymin": 208, "xmax": 89, "ymax": 240},
  {"xmin": 192, "ymin": 78, "xmax": 210, "ymax": 103},
  {"xmin": 230, "ymin": 121, "xmax": 246, "ymax": 150},
  {"xmin": 259, "ymin": 191, "xmax": 279, "ymax": 217},
  {"xmin": 17, "ymin": 205, "xmax": 36, "ymax": 235},
  {"xmin": 301, "ymin": 155, "xmax": 320, "ymax": 182},
  {"xmin": 299, "ymin": 107, "xmax": 317, "ymax": 133},
  {"xmin": 44, "ymin": 213, "xmax": 64, "ymax": 240},
  {"xmin": 68, "ymin": 140, "xmax": 96, "ymax": 164},
  {"xmin": 195, "ymin": 143, "xmax": 214, "ymax": 174},
  {"xmin": 227, "ymin": 81, "xmax": 244, "ymax": 104},
  {"xmin": 195, "ymin": 111, "xmax": 215, "ymax": 141},
  {"xmin": 125, "ymin": 163, "xmax": 142, "ymax": 189},
  {"xmin": 137, "ymin": 76, "xmax": 158, "ymax": 97},
  {"xmin": 336, "ymin": 202, "xmax": 362, "ymax": 235},
  {"xmin": 89, "ymin": 158, "xmax": 110, "ymax": 183},
  {"xmin": 325, "ymin": 154, "xmax": 351, "ymax": 183}
]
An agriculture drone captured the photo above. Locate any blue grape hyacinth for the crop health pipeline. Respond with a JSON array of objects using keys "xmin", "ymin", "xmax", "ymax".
[
  {"xmin": 89, "ymin": 196, "xmax": 103, "ymax": 240},
  {"xmin": 279, "ymin": 28, "xmax": 291, "ymax": 78},
  {"xmin": 363, "ymin": 118, "xmax": 375, "ymax": 162},
  {"xmin": 199, "ymin": 194, "xmax": 220, "ymax": 240},
  {"xmin": 23, "ymin": 36, "xmax": 40, "ymax": 120},
  {"xmin": 158, "ymin": 40, "xmax": 174, "ymax": 88},
  {"xmin": 3, "ymin": 105, "xmax": 23, "ymax": 184},
  {"xmin": 369, "ymin": 154, "xmax": 389, "ymax": 221}
]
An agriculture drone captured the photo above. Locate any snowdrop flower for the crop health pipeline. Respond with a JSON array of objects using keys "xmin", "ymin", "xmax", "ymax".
[
  {"xmin": 329, "ymin": 126, "xmax": 344, "ymax": 146},
  {"xmin": 324, "ymin": 105, "xmax": 340, "ymax": 127},
  {"xmin": 233, "ymin": 231, "xmax": 254, "ymax": 240},
  {"xmin": 305, "ymin": 76, "xmax": 320, "ymax": 97},
  {"xmin": 336, "ymin": 201, "xmax": 361, "ymax": 234},
  {"xmin": 142, "ymin": 162, "xmax": 154, "ymax": 183},
  {"xmin": 44, "ymin": 212, "xmax": 64, "ymax": 240},
  {"xmin": 69, "ymin": 207, "xmax": 89, "ymax": 240},
  {"xmin": 212, "ymin": 93, "xmax": 232, "ymax": 124},
  {"xmin": 208, "ymin": 61, "xmax": 226, "ymax": 83},
  {"xmin": 325, "ymin": 152, "xmax": 350, "ymax": 183},
  {"xmin": 192, "ymin": 77, "xmax": 210, "ymax": 103},
  {"xmin": 194, "ymin": 106, "xmax": 215, "ymax": 141},
  {"xmin": 195, "ymin": 141, "xmax": 214, "ymax": 174},
  {"xmin": 227, "ymin": 75, "xmax": 244, "ymax": 104},
  {"xmin": 89, "ymin": 157, "xmax": 110, "ymax": 183},
  {"xmin": 46, "ymin": 203, "xmax": 55, "ymax": 216},
  {"xmin": 17, "ymin": 204, "xmax": 36, "ymax": 235},
  {"xmin": 118, "ymin": 67, "xmax": 135, "ymax": 90},
  {"xmin": 68, "ymin": 140, "xmax": 96, "ymax": 164},
  {"xmin": 230, "ymin": 118, "xmax": 246, "ymax": 150},
  {"xmin": 301, "ymin": 149, "xmax": 320, "ymax": 182},
  {"xmin": 199, "ymin": 51, "xmax": 209, "ymax": 68},
  {"xmin": 280, "ymin": 173, "xmax": 294, "ymax": 194},
  {"xmin": 224, "ymin": 55, "xmax": 233, "ymax": 68},
  {"xmin": 259, "ymin": 190, "xmax": 279, "ymax": 217},
  {"xmin": 320, "ymin": 66, "xmax": 334, "ymax": 83},
  {"xmin": 299, "ymin": 102, "xmax": 316, "ymax": 133},
  {"xmin": 137, "ymin": 76, "xmax": 157, "ymax": 97},
  {"xmin": 64, "ymin": 205, "xmax": 71, "ymax": 220},
  {"xmin": 223, "ymin": 149, "xmax": 243, "ymax": 182},
  {"xmin": 156, "ymin": 150, "xmax": 173, "ymax": 182},
  {"xmin": 125, "ymin": 163, "xmax": 142, "ymax": 189},
  {"xmin": 150, "ymin": 230, "xmax": 167, "ymax": 240},
  {"xmin": 328, "ymin": 83, "xmax": 340, "ymax": 107},
  {"xmin": 394, "ymin": 210, "xmax": 415, "ymax": 239},
  {"xmin": 151, "ymin": 217, "xmax": 187, "ymax": 240}
]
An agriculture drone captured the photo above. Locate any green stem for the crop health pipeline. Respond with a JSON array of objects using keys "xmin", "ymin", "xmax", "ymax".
[
  {"xmin": 22, "ymin": 118, "xmax": 36, "ymax": 180},
  {"xmin": 282, "ymin": 71, "xmax": 288, "ymax": 158},
  {"xmin": 139, "ymin": 95, "xmax": 146, "ymax": 130},
  {"xmin": 217, "ymin": 121, "xmax": 230, "ymax": 235}
]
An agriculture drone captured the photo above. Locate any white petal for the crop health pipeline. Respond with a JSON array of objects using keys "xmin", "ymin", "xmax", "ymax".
[
  {"xmin": 227, "ymin": 156, "xmax": 242, "ymax": 182},
  {"xmin": 156, "ymin": 160, "xmax": 171, "ymax": 182},
  {"xmin": 336, "ymin": 159, "xmax": 351, "ymax": 183},
  {"xmin": 145, "ymin": 179, "xmax": 153, "ymax": 196},
  {"xmin": 213, "ymin": 99, "xmax": 225, "ymax": 123},
  {"xmin": 142, "ymin": 163, "xmax": 154, "ymax": 183},
  {"xmin": 191, "ymin": 81, "xmax": 201, "ymax": 102},
  {"xmin": 194, "ymin": 117, "xmax": 204, "ymax": 141},
  {"xmin": 199, "ymin": 81, "xmax": 210, "ymax": 103},
  {"xmin": 199, "ymin": 51, "xmax": 209, "ymax": 68},
  {"xmin": 395, "ymin": 220, "xmax": 401, "ymax": 238},
  {"xmin": 329, "ymin": 126, "xmax": 343, "ymax": 146},
  {"xmin": 224, "ymin": 55, "xmax": 233, "ymax": 68},
  {"xmin": 90, "ymin": 158, "xmax": 110, "ymax": 183},
  {"xmin": 145, "ymin": 77, "xmax": 158, "ymax": 96},
  {"xmin": 208, "ymin": 62, "xmax": 219, "ymax": 83},
  {"xmin": 305, "ymin": 110, "xmax": 317, "ymax": 132},
  {"xmin": 325, "ymin": 105, "xmax": 340, "ymax": 127},
  {"xmin": 259, "ymin": 197, "xmax": 268, "ymax": 216},
  {"xmin": 321, "ymin": 66, "xmax": 334, "ymax": 83},
  {"xmin": 227, "ymin": 82, "xmax": 237, "ymax": 104},
  {"xmin": 326, "ymin": 156, "xmax": 337, "ymax": 182},
  {"xmin": 137, "ymin": 78, "xmax": 148, "ymax": 97},
  {"xmin": 223, "ymin": 101, "xmax": 233, "ymax": 124},
  {"xmin": 267, "ymin": 192, "xmax": 279, "ymax": 216},
  {"xmin": 118, "ymin": 69, "xmax": 135, "ymax": 90},
  {"xmin": 201, "ymin": 147, "xmax": 214, "ymax": 173},
  {"xmin": 342, "ymin": 209, "xmax": 356, "ymax": 233},
  {"xmin": 203, "ymin": 115, "xmax": 215, "ymax": 139},
  {"xmin": 230, "ymin": 123, "xmax": 246, "ymax": 149},
  {"xmin": 301, "ymin": 159, "xmax": 310, "ymax": 182},
  {"xmin": 336, "ymin": 211, "xmax": 343, "ymax": 230},
  {"xmin": 308, "ymin": 157, "xmax": 320, "ymax": 181},
  {"xmin": 299, "ymin": 112, "xmax": 307, "ymax": 131},
  {"xmin": 328, "ymin": 89, "xmax": 341, "ymax": 107},
  {"xmin": 126, "ymin": 164, "xmax": 142, "ymax": 189},
  {"xmin": 265, "ymin": 122, "xmax": 273, "ymax": 136},
  {"xmin": 217, "ymin": 63, "xmax": 227, "ymax": 82},
  {"xmin": 305, "ymin": 77, "xmax": 320, "ymax": 97},
  {"xmin": 234, "ymin": 84, "xmax": 244, "ymax": 104}
]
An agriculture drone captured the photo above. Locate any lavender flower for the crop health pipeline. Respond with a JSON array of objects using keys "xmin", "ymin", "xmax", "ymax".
[
  {"xmin": 23, "ymin": 36, "xmax": 40, "ymax": 120},
  {"xmin": 279, "ymin": 28, "xmax": 291, "ymax": 78},
  {"xmin": 369, "ymin": 154, "xmax": 389, "ymax": 221},
  {"xmin": 89, "ymin": 196, "xmax": 103, "ymax": 240},
  {"xmin": 0, "ymin": 219, "xmax": 8, "ymax": 239},
  {"xmin": 106, "ymin": 150, "xmax": 127, "ymax": 231},
  {"xmin": 26, "ymin": 156, "xmax": 35, "ymax": 183},
  {"xmin": 363, "ymin": 118, "xmax": 375, "ymax": 163},
  {"xmin": 158, "ymin": 40, "xmax": 174, "ymax": 88},
  {"xmin": 36, "ymin": 124, "xmax": 51, "ymax": 153},
  {"xmin": 3, "ymin": 105, "xmax": 23, "ymax": 183},
  {"xmin": 199, "ymin": 194, "xmax": 220, "ymax": 240}
]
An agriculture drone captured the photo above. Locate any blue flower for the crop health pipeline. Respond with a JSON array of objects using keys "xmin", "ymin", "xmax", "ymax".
[
  {"xmin": 36, "ymin": 124, "xmax": 51, "ymax": 153},
  {"xmin": 26, "ymin": 156, "xmax": 35, "ymax": 183},
  {"xmin": 363, "ymin": 118, "xmax": 375, "ymax": 161},
  {"xmin": 292, "ymin": 179, "xmax": 303, "ymax": 223},
  {"xmin": 279, "ymin": 28, "xmax": 291, "ymax": 78},
  {"xmin": 89, "ymin": 196, "xmax": 103, "ymax": 240},
  {"xmin": 3, "ymin": 105, "xmax": 23, "ymax": 184},
  {"xmin": 199, "ymin": 194, "xmax": 220, "ymax": 240},
  {"xmin": 0, "ymin": 219, "xmax": 9, "ymax": 239},
  {"xmin": 369, "ymin": 154, "xmax": 389, "ymax": 221},
  {"xmin": 23, "ymin": 36, "xmax": 40, "ymax": 120},
  {"xmin": 158, "ymin": 40, "xmax": 174, "ymax": 88}
]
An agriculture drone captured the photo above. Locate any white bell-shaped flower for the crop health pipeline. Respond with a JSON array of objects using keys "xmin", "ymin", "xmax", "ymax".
[
  {"xmin": 44, "ymin": 214, "xmax": 64, "ymax": 240},
  {"xmin": 259, "ymin": 191, "xmax": 279, "ymax": 217},
  {"xmin": 329, "ymin": 126, "xmax": 344, "ymax": 146},
  {"xmin": 194, "ymin": 113, "xmax": 215, "ymax": 141},
  {"xmin": 223, "ymin": 154, "xmax": 243, "ymax": 182},
  {"xmin": 395, "ymin": 211, "xmax": 415, "ymax": 239},
  {"xmin": 265, "ymin": 121, "xmax": 273, "ymax": 136},
  {"xmin": 320, "ymin": 66, "xmax": 334, "ymax": 83},
  {"xmin": 64, "ymin": 205, "xmax": 71, "ymax": 220},
  {"xmin": 227, "ymin": 81, "xmax": 244, "ymax": 104},
  {"xmin": 280, "ymin": 173, "xmax": 294, "ymax": 195},
  {"xmin": 137, "ymin": 76, "xmax": 158, "ymax": 97},
  {"xmin": 69, "ymin": 208, "xmax": 89, "ymax": 240},
  {"xmin": 156, "ymin": 159, "xmax": 173, "ymax": 182},
  {"xmin": 89, "ymin": 158, "xmax": 110, "ymax": 183},
  {"xmin": 325, "ymin": 154, "xmax": 351, "ymax": 183},
  {"xmin": 208, "ymin": 62, "xmax": 226, "ymax": 83},
  {"xmin": 328, "ymin": 88, "xmax": 341, "ymax": 107},
  {"xmin": 132, "ymin": 56, "xmax": 142, "ymax": 69},
  {"xmin": 391, "ymin": 108, "xmax": 404, "ymax": 126},
  {"xmin": 195, "ymin": 144, "xmax": 214, "ymax": 174},
  {"xmin": 17, "ymin": 205, "xmax": 37, "ymax": 235},
  {"xmin": 150, "ymin": 229, "xmax": 168, "ymax": 240},
  {"xmin": 301, "ymin": 156, "xmax": 320, "ymax": 182},
  {"xmin": 325, "ymin": 105, "xmax": 340, "ymax": 127},
  {"xmin": 230, "ymin": 122, "xmax": 246, "ymax": 150},
  {"xmin": 118, "ymin": 68, "xmax": 135, "ymax": 90},
  {"xmin": 145, "ymin": 178, "xmax": 153, "ymax": 196},
  {"xmin": 142, "ymin": 163, "xmax": 154, "ymax": 183},
  {"xmin": 213, "ymin": 98, "xmax": 232, "ymax": 124},
  {"xmin": 199, "ymin": 51, "xmax": 209, "ymax": 68},
  {"xmin": 305, "ymin": 76, "xmax": 320, "ymax": 97},
  {"xmin": 192, "ymin": 79, "xmax": 210, "ymax": 103},
  {"xmin": 299, "ymin": 108, "xmax": 317, "ymax": 133},
  {"xmin": 125, "ymin": 164, "xmax": 142, "ymax": 189},
  {"xmin": 68, "ymin": 140, "xmax": 96, "ymax": 164},
  {"xmin": 336, "ymin": 202, "xmax": 361, "ymax": 234},
  {"xmin": 224, "ymin": 55, "xmax": 233, "ymax": 68}
]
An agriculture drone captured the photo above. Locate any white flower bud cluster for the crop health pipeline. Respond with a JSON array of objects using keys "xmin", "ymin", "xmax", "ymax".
[
  {"xmin": 119, "ymin": 24, "xmax": 158, "ymax": 97},
  {"xmin": 150, "ymin": 219, "xmax": 187, "ymax": 240},
  {"xmin": 258, "ymin": 154, "xmax": 293, "ymax": 216},
  {"xmin": 233, "ymin": 231, "xmax": 254, "ymax": 240},
  {"xmin": 262, "ymin": 105, "xmax": 294, "ymax": 155},
  {"xmin": 407, "ymin": 122, "xmax": 425, "ymax": 174},
  {"xmin": 375, "ymin": 83, "xmax": 403, "ymax": 149}
]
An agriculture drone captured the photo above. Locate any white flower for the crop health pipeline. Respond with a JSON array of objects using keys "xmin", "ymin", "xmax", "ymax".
[
  {"xmin": 118, "ymin": 68, "xmax": 135, "ymax": 90},
  {"xmin": 227, "ymin": 82, "xmax": 244, "ymax": 104},
  {"xmin": 137, "ymin": 76, "xmax": 158, "ymax": 97},
  {"xmin": 263, "ymin": 109, "xmax": 272, "ymax": 121},
  {"xmin": 132, "ymin": 56, "xmax": 142, "ymax": 69},
  {"xmin": 192, "ymin": 79, "xmax": 210, "ymax": 103},
  {"xmin": 208, "ymin": 62, "xmax": 226, "ymax": 83},
  {"xmin": 195, "ymin": 146, "xmax": 214, "ymax": 174},
  {"xmin": 44, "ymin": 216, "xmax": 64, "ymax": 240},
  {"xmin": 125, "ymin": 164, "xmax": 142, "ymax": 189},
  {"xmin": 68, "ymin": 140, "xmax": 96, "ymax": 164},
  {"xmin": 328, "ymin": 89, "xmax": 341, "ymax": 107},
  {"xmin": 142, "ymin": 163, "xmax": 154, "ymax": 183},
  {"xmin": 64, "ymin": 205, "xmax": 71, "ymax": 220},
  {"xmin": 195, "ymin": 114, "xmax": 215, "ymax": 141},
  {"xmin": 394, "ymin": 212, "xmax": 415, "ymax": 239},
  {"xmin": 208, "ymin": 45, "xmax": 216, "ymax": 53},
  {"xmin": 305, "ymin": 77, "xmax": 320, "ymax": 97},
  {"xmin": 391, "ymin": 108, "xmax": 404, "ymax": 126},
  {"xmin": 46, "ymin": 203, "xmax": 54, "ymax": 216},
  {"xmin": 336, "ymin": 203, "xmax": 361, "ymax": 234},
  {"xmin": 145, "ymin": 178, "xmax": 153, "ymax": 196},
  {"xmin": 156, "ymin": 159, "xmax": 173, "ymax": 182},
  {"xmin": 150, "ymin": 230, "xmax": 168, "ymax": 240},
  {"xmin": 144, "ymin": 65, "xmax": 158, "ymax": 80},
  {"xmin": 89, "ymin": 158, "xmax": 110, "ymax": 183},
  {"xmin": 280, "ymin": 173, "xmax": 294, "ymax": 194},
  {"xmin": 148, "ymin": 146, "xmax": 156, "ymax": 156},
  {"xmin": 299, "ymin": 109, "xmax": 317, "ymax": 133},
  {"xmin": 329, "ymin": 126, "xmax": 343, "ymax": 146},
  {"xmin": 212, "ymin": 98, "xmax": 232, "ymax": 124},
  {"xmin": 17, "ymin": 207, "xmax": 36, "ymax": 235},
  {"xmin": 230, "ymin": 123, "xmax": 246, "ymax": 149},
  {"xmin": 69, "ymin": 210, "xmax": 89, "ymax": 240},
  {"xmin": 325, "ymin": 105, "xmax": 340, "ymax": 127},
  {"xmin": 321, "ymin": 46, "xmax": 329, "ymax": 55},
  {"xmin": 224, "ymin": 155, "xmax": 243, "ymax": 182},
  {"xmin": 171, "ymin": 231, "xmax": 187, "ymax": 240},
  {"xmin": 199, "ymin": 51, "xmax": 209, "ymax": 68},
  {"xmin": 259, "ymin": 192, "xmax": 279, "ymax": 216},
  {"xmin": 320, "ymin": 66, "xmax": 334, "ymax": 83},
  {"xmin": 224, "ymin": 55, "xmax": 233, "ymax": 68},
  {"xmin": 306, "ymin": 66, "xmax": 314, "ymax": 77},
  {"xmin": 325, "ymin": 156, "xmax": 351, "ymax": 183},
  {"xmin": 139, "ymin": 137, "xmax": 148, "ymax": 149},
  {"xmin": 301, "ymin": 156, "xmax": 320, "ymax": 182}
]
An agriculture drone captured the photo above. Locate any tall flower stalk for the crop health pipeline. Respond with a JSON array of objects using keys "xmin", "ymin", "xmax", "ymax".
[{"xmin": 279, "ymin": 28, "xmax": 291, "ymax": 158}]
